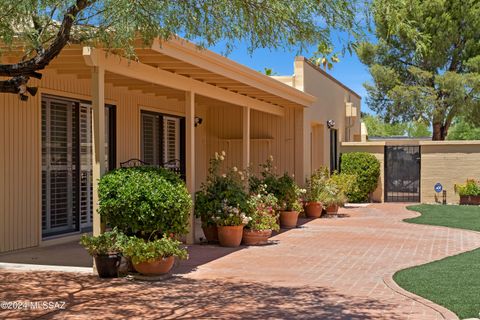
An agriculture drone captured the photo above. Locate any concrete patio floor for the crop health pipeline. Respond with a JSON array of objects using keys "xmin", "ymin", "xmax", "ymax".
[{"xmin": 1, "ymin": 203, "xmax": 480, "ymax": 319}]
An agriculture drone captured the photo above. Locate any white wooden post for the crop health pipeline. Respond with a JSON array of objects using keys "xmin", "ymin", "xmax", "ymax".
[
  {"xmin": 185, "ymin": 91, "xmax": 196, "ymax": 244},
  {"xmin": 243, "ymin": 106, "xmax": 251, "ymax": 170},
  {"xmin": 91, "ymin": 66, "xmax": 106, "ymax": 237}
]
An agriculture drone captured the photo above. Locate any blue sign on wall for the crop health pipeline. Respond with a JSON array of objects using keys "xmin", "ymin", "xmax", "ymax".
[{"xmin": 434, "ymin": 183, "xmax": 443, "ymax": 193}]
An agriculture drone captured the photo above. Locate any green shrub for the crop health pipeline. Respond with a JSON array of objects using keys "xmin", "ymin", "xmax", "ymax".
[
  {"xmin": 340, "ymin": 152, "xmax": 380, "ymax": 202},
  {"xmin": 79, "ymin": 228, "xmax": 126, "ymax": 256},
  {"xmin": 122, "ymin": 236, "xmax": 188, "ymax": 264},
  {"xmin": 98, "ymin": 166, "xmax": 192, "ymax": 237}
]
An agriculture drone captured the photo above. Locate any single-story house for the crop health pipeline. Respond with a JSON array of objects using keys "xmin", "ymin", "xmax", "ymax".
[{"xmin": 0, "ymin": 38, "xmax": 361, "ymax": 253}]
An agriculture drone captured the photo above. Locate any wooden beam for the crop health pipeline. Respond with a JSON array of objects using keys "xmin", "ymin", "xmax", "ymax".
[
  {"xmin": 83, "ymin": 47, "xmax": 285, "ymax": 116},
  {"xmin": 243, "ymin": 106, "xmax": 251, "ymax": 169},
  {"xmin": 185, "ymin": 91, "xmax": 195, "ymax": 244},
  {"xmin": 151, "ymin": 38, "xmax": 315, "ymax": 107},
  {"xmin": 91, "ymin": 66, "xmax": 106, "ymax": 237}
]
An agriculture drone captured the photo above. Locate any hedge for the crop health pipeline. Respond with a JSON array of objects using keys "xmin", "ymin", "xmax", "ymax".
[{"xmin": 341, "ymin": 152, "xmax": 380, "ymax": 203}]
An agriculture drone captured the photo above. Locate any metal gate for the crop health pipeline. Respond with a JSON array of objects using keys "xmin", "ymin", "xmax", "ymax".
[{"xmin": 385, "ymin": 146, "xmax": 421, "ymax": 202}]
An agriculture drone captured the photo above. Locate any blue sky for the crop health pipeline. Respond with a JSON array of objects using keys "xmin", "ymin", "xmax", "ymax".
[{"xmin": 209, "ymin": 37, "xmax": 373, "ymax": 114}]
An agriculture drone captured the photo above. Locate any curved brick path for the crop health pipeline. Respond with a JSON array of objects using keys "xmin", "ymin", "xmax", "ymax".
[{"xmin": 1, "ymin": 203, "xmax": 480, "ymax": 319}]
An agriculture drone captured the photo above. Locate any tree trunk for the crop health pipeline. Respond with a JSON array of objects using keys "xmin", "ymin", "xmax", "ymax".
[{"xmin": 432, "ymin": 122, "xmax": 449, "ymax": 140}]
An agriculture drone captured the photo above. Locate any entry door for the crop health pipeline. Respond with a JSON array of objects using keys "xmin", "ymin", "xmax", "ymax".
[
  {"xmin": 385, "ymin": 146, "xmax": 421, "ymax": 202},
  {"xmin": 42, "ymin": 96, "xmax": 115, "ymax": 237},
  {"xmin": 329, "ymin": 129, "xmax": 338, "ymax": 173}
]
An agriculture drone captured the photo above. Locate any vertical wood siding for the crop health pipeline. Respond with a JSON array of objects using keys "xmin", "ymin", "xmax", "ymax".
[{"xmin": 0, "ymin": 69, "xmax": 298, "ymax": 253}]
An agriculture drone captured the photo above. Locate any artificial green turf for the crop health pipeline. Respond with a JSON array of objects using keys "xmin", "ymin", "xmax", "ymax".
[
  {"xmin": 394, "ymin": 204, "xmax": 480, "ymax": 319},
  {"xmin": 405, "ymin": 204, "xmax": 480, "ymax": 232}
]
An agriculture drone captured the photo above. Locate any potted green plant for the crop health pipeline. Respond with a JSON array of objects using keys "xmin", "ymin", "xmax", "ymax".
[
  {"xmin": 121, "ymin": 235, "xmax": 188, "ymax": 275},
  {"xmin": 242, "ymin": 186, "xmax": 279, "ymax": 245},
  {"xmin": 276, "ymin": 173, "xmax": 305, "ymax": 228},
  {"xmin": 455, "ymin": 179, "xmax": 480, "ymax": 205},
  {"xmin": 196, "ymin": 152, "xmax": 250, "ymax": 247},
  {"xmin": 320, "ymin": 172, "xmax": 356, "ymax": 215},
  {"xmin": 80, "ymin": 228, "xmax": 126, "ymax": 278},
  {"xmin": 98, "ymin": 166, "xmax": 192, "ymax": 239},
  {"xmin": 304, "ymin": 168, "xmax": 329, "ymax": 218}
]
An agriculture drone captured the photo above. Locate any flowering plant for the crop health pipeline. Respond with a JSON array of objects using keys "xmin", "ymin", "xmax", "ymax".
[
  {"xmin": 195, "ymin": 151, "xmax": 249, "ymax": 227},
  {"xmin": 214, "ymin": 200, "xmax": 251, "ymax": 226},
  {"xmin": 246, "ymin": 185, "xmax": 279, "ymax": 231},
  {"xmin": 276, "ymin": 173, "xmax": 305, "ymax": 211},
  {"xmin": 319, "ymin": 172, "xmax": 355, "ymax": 206},
  {"xmin": 305, "ymin": 168, "xmax": 329, "ymax": 202}
]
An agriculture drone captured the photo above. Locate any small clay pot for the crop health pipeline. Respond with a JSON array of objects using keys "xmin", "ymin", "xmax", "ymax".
[
  {"xmin": 326, "ymin": 204, "xmax": 339, "ymax": 214},
  {"xmin": 242, "ymin": 229, "xmax": 272, "ymax": 245},
  {"xmin": 202, "ymin": 225, "xmax": 219, "ymax": 243},
  {"xmin": 304, "ymin": 202, "xmax": 323, "ymax": 218},
  {"xmin": 217, "ymin": 225, "xmax": 244, "ymax": 247},
  {"xmin": 279, "ymin": 210, "xmax": 299, "ymax": 229},
  {"xmin": 133, "ymin": 256, "xmax": 175, "ymax": 275}
]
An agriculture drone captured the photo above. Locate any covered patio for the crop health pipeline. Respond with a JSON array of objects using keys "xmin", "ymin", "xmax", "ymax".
[{"xmin": 0, "ymin": 38, "xmax": 315, "ymax": 254}]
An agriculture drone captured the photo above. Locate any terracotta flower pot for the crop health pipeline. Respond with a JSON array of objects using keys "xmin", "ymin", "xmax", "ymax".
[
  {"xmin": 326, "ymin": 204, "xmax": 339, "ymax": 214},
  {"xmin": 133, "ymin": 256, "xmax": 175, "ymax": 275},
  {"xmin": 217, "ymin": 225, "xmax": 244, "ymax": 247},
  {"xmin": 460, "ymin": 195, "xmax": 480, "ymax": 205},
  {"xmin": 279, "ymin": 210, "xmax": 299, "ymax": 229},
  {"xmin": 202, "ymin": 225, "xmax": 219, "ymax": 243},
  {"xmin": 242, "ymin": 229, "xmax": 272, "ymax": 245},
  {"xmin": 304, "ymin": 202, "xmax": 323, "ymax": 218}
]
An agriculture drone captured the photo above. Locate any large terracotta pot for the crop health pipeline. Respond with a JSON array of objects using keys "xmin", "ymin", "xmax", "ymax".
[
  {"xmin": 304, "ymin": 202, "xmax": 323, "ymax": 218},
  {"xmin": 279, "ymin": 210, "xmax": 299, "ymax": 229},
  {"xmin": 202, "ymin": 225, "xmax": 219, "ymax": 243},
  {"xmin": 460, "ymin": 195, "xmax": 480, "ymax": 205},
  {"xmin": 217, "ymin": 225, "xmax": 244, "ymax": 247},
  {"xmin": 242, "ymin": 229, "xmax": 272, "ymax": 245},
  {"xmin": 133, "ymin": 256, "xmax": 175, "ymax": 275},
  {"xmin": 326, "ymin": 204, "xmax": 339, "ymax": 214}
]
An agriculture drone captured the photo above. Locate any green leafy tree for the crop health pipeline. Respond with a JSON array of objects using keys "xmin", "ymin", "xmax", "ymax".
[
  {"xmin": 357, "ymin": 0, "xmax": 480, "ymax": 140},
  {"xmin": 0, "ymin": 0, "xmax": 360, "ymax": 100},
  {"xmin": 362, "ymin": 114, "xmax": 407, "ymax": 136},
  {"xmin": 363, "ymin": 114, "xmax": 431, "ymax": 138},
  {"xmin": 447, "ymin": 118, "xmax": 480, "ymax": 140}
]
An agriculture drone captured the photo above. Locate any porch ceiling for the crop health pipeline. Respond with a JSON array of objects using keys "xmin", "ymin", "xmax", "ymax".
[{"xmin": 2, "ymin": 39, "xmax": 316, "ymax": 113}]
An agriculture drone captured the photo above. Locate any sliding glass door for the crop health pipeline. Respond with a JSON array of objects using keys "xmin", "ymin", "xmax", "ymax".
[{"xmin": 42, "ymin": 96, "xmax": 115, "ymax": 238}]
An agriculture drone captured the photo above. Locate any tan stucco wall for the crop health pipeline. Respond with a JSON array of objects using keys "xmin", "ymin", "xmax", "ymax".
[
  {"xmin": 274, "ymin": 58, "xmax": 362, "ymax": 182},
  {"xmin": 341, "ymin": 141, "xmax": 480, "ymax": 204},
  {"xmin": 421, "ymin": 141, "xmax": 480, "ymax": 204}
]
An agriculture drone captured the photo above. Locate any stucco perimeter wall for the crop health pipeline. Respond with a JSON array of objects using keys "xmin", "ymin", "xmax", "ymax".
[
  {"xmin": 341, "ymin": 143, "xmax": 385, "ymax": 202},
  {"xmin": 341, "ymin": 140, "xmax": 480, "ymax": 204},
  {"xmin": 421, "ymin": 141, "xmax": 480, "ymax": 204}
]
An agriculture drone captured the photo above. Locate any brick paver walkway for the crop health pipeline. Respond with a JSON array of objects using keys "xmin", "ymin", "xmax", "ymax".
[{"xmin": 2, "ymin": 204, "xmax": 480, "ymax": 319}]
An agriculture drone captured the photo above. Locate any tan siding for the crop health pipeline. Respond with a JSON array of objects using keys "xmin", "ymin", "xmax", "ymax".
[
  {"xmin": 1, "ymin": 70, "xmax": 191, "ymax": 253},
  {"xmin": 0, "ymin": 91, "xmax": 40, "ymax": 252}
]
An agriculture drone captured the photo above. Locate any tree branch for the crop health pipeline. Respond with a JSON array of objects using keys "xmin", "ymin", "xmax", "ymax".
[{"xmin": 0, "ymin": 0, "xmax": 96, "ymax": 97}]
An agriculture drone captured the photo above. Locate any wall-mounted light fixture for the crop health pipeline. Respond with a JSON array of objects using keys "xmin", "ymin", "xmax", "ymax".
[
  {"xmin": 194, "ymin": 116, "xmax": 203, "ymax": 127},
  {"xmin": 327, "ymin": 119, "xmax": 336, "ymax": 129}
]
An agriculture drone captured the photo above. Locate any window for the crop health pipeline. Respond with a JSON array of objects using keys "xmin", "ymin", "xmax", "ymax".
[{"xmin": 141, "ymin": 111, "xmax": 185, "ymax": 177}]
